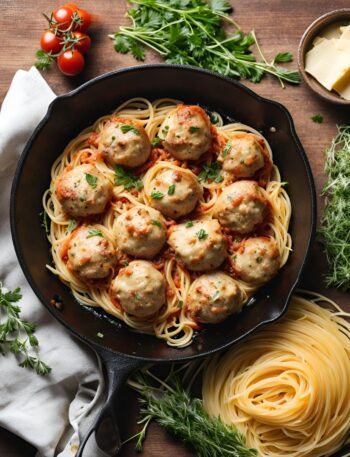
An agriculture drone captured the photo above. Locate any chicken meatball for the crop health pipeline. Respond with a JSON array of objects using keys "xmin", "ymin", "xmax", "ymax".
[
  {"xmin": 221, "ymin": 133, "xmax": 268, "ymax": 178},
  {"xmin": 98, "ymin": 117, "xmax": 151, "ymax": 168},
  {"xmin": 145, "ymin": 167, "xmax": 202, "ymax": 219},
  {"xmin": 66, "ymin": 225, "xmax": 116, "ymax": 281},
  {"xmin": 115, "ymin": 206, "xmax": 166, "ymax": 259},
  {"xmin": 187, "ymin": 272, "xmax": 243, "ymax": 324},
  {"xmin": 110, "ymin": 260, "xmax": 166, "ymax": 317},
  {"xmin": 159, "ymin": 105, "xmax": 213, "ymax": 160},
  {"xmin": 168, "ymin": 219, "xmax": 227, "ymax": 271},
  {"xmin": 232, "ymin": 237, "xmax": 280, "ymax": 285},
  {"xmin": 213, "ymin": 180, "xmax": 269, "ymax": 234},
  {"xmin": 55, "ymin": 164, "xmax": 113, "ymax": 218}
]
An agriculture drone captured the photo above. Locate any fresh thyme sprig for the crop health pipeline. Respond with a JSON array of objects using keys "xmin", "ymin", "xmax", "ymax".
[
  {"xmin": 126, "ymin": 367, "xmax": 257, "ymax": 456},
  {"xmin": 0, "ymin": 284, "xmax": 51, "ymax": 375},
  {"xmin": 110, "ymin": 0, "xmax": 300, "ymax": 86}
]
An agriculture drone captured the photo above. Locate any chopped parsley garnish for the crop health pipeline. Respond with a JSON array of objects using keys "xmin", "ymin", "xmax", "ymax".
[
  {"xmin": 96, "ymin": 332, "xmax": 104, "ymax": 338},
  {"xmin": 212, "ymin": 290, "xmax": 220, "ymax": 301},
  {"xmin": 168, "ymin": 184, "xmax": 176, "ymax": 195},
  {"xmin": 256, "ymin": 257, "xmax": 263, "ymax": 263},
  {"xmin": 223, "ymin": 141, "xmax": 232, "ymax": 158},
  {"xmin": 189, "ymin": 126, "xmax": 200, "ymax": 133},
  {"xmin": 67, "ymin": 220, "xmax": 77, "ymax": 233},
  {"xmin": 151, "ymin": 137, "xmax": 161, "ymax": 147},
  {"xmin": 176, "ymin": 300, "xmax": 183, "ymax": 309},
  {"xmin": 87, "ymin": 229, "xmax": 103, "ymax": 238},
  {"xmin": 162, "ymin": 125, "xmax": 169, "ymax": 136},
  {"xmin": 209, "ymin": 112, "xmax": 220, "ymax": 125},
  {"xmin": 135, "ymin": 292, "xmax": 142, "ymax": 300},
  {"xmin": 120, "ymin": 124, "xmax": 140, "ymax": 135},
  {"xmin": 111, "ymin": 135, "xmax": 116, "ymax": 141},
  {"xmin": 151, "ymin": 190, "xmax": 164, "ymax": 199},
  {"xmin": 85, "ymin": 173, "xmax": 97, "ymax": 189},
  {"xmin": 196, "ymin": 229, "xmax": 208, "ymax": 240},
  {"xmin": 198, "ymin": 162, "xmax": 223, "ymax": 183},
  {"xmin": 152, "ymin": 219, "xmax": 162, "ymax": 227},
  {"xmin": 122, "ymin": 260, "xmax": 129, "ymax": 267},
  {"xmin": 185, "ymin": 220, "xmax": 194, "ymax": 228},
  {"xmin": 311, "ymin": 114, "xmax": 323, "ymax": 124},
  {"xmin": 115, "ymin": 165, "xmax": 144, "ymax": 190}
]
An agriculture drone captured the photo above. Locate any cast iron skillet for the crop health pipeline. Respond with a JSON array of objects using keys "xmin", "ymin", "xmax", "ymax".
[{"xmin": 10, "ymin": 65, "xmax": 316, "ymax": 456}]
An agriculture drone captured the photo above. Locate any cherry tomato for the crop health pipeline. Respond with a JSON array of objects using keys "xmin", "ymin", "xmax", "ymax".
[
  {"xmin": 64, "ymin": 2, "xmax": 79, "ymax": 11},
  {"xmin": 53, "ymin": 6, "xmax": 74, "ymax": 28},
  {"xmin": 40, "ymin": 29, "xmax": 62, "ymax": 54},
  {"xmin": 72, "ymin": 31, "xmax": 91, "ymax": 54},
  {"xmin": 74, "ymin": 9, "xmax": 91, "ymax": 32},
  {"xmin": 57, "ymin": 50, "xmax": 85, "ymax": 76}
]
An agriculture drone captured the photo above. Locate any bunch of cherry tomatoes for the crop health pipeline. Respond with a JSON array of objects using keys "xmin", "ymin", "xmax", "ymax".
[{"xmin": 35, "ymin": 3, "xmax": 92, "ymax": 76}]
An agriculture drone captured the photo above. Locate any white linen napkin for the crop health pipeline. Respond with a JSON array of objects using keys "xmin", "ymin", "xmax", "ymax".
[{"xmin": 0, "ymin": 67, "xmax": 105, "ymax": 457}]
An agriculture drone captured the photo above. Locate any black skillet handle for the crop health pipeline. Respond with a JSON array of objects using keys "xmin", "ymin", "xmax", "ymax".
[
  {"xmin": 329, "ymin": 444, "xmax": 350, "ymax": 457},
  {"xmin": 76, "ymin": 349, "xmax": 143, "ymax": 457}
]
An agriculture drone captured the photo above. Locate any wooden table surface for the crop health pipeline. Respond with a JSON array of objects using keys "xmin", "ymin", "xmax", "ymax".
[{"xmin": 1, "ymin": 0, "xmax": 350, "ymax": 455}]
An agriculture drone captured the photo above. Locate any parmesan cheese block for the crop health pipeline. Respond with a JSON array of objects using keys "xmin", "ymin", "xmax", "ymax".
[{"xmin": 305, "ymin": 38, "xmax": 350, "ymax": 90}]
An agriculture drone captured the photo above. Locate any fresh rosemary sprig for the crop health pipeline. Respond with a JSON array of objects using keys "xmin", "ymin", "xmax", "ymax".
[
  {"xmin": 109, "ymin": 0, "xmax": 300, "ymax": 86},
  {"xmin": 127, "ymin": 368, "xmax": 257, "ymax": 456},
  {"xmin": 0, "ymin": 284, "xmax": 51, "ymax": 375},
  {"xmin": 319, "ymin": 125, "xmax": 350, "ymax": 290}
]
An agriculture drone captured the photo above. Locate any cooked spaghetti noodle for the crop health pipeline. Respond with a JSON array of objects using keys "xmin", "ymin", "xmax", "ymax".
[
  {"xmin": 202, "ymin": 291, "xmax": 350, "ymax": 457},
  {"xmin": 43, "ymin": 97, "xmax": 292, "ymax": 347}
]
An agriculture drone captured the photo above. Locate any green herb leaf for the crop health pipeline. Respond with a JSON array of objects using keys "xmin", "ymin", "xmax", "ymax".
[
  {"xmin": 120, "ymin": 124, "xmax": 140, "ymax": 135},
  {"xmin": 151, "ymin": 137, "xmax": 161, "ymax": 147},
  {"xmin": 311, "ymin": 114, "xmax": 323, "ymax": 124},
  {"xmin": 274, "ymin": 52, "xmax": 293, "ymax": 63},
  {"xmin": 185, "ymin": 220, "xmax": 193, "ymax": 228},
  {"xmin": 151, "ymin": 190, "xmax": 164, "ymax": 199},
  {"xmin": 223, "ymin": 141, "xmax": 232, "ymax": 158},
  {"xmin": 35, "ymin": 50, "xmax": 54, "ymax": 70},
  {"xmin": 0, "ymin": 284, "xmax": 51, "ymax": 376},
  {"xmin": 189, "ymin": 126, "xmax": 200, "ymax": 133},
  {"xmin": 67, "ymin": 220, "xmax": 77, "ymax": 233},
  {"xmin": 168, "ymin": 184, "xmax": 176, "ymax": 195},
  {"xmin": 115, "ymin": 165, "xmax": 144, "ymax": 190},
  {"xmin": 113, "ymin": 33, "xmax": 131, "ymax": 53},
  {"xmin": 135, "ymin": 292, "xmax": 142, "ymax": 300},
  {"xmin": 176, "ymin": 300, "xmax": 183, "ymax": 308},
  {"xmin": 85, "ymin": 173, "xmax": 98, "ymax": 189},
  {"xmin": 87, "ymin": 229, "xmax": 103, "ymax": 238},
  {"xmin": 209, "ymin": 0, "xmax": 232, "ymax": 13},
  {"xmin": 196, "ymin": 228, "xmax": 208, "ymax": 240},
  {"xmin": 152, "ymin": 219, "xmax": 162, "ymax": 227},
  {"xmin": 198, "ymin": 162, "xmax": 223, "ymax": 183}
]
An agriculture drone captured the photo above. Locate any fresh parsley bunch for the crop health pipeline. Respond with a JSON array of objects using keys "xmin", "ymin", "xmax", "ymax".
[
  {"xmin": 0, "ymin": 284, "xmax": 51, "ymax": 375},
  {"xmin": 110, "ymin": 0, "xmax": 300, "ymax": 85}
]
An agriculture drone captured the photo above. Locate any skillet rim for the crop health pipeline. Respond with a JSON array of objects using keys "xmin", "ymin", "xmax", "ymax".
[{"xmin": 10, "ymin": 64, "xmax": 317, "ymax": 363}]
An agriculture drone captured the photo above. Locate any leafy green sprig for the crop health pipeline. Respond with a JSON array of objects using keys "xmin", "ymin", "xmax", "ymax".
[
  {"xmin": 319, "ymin": 125, "xmax": 350, "ymax": 289},
  {"xmin": 110, "ymin": 0, "xmax": 300, "ymax": 86},
  {"xmin": 0, "ymin": 285, "xmax": 51, "ymax": 375},
  {"xmin": 126, "ymin": 367, "xmax": 257, "ymax": 456},
  {"xmin": 115, "ymin": 165, "xmax": 144, "ymax": 190}
]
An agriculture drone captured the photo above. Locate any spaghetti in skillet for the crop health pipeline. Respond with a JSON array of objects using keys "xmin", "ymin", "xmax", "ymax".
[{"xmin": 43, "ymin": 98, "xmax": 292, "ymax": 347}]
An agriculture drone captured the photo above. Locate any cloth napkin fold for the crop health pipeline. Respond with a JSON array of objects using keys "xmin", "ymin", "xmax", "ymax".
[{"xmin": 0, "ymin": 67, "xmax": 105, "ymax": 457}]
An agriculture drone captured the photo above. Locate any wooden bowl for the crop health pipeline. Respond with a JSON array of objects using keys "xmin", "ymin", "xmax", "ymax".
[{"xmin": 298, "ymin": 9, "xmax": 350, "ymax": 105}]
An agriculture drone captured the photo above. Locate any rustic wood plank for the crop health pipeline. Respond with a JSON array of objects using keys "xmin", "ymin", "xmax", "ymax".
[{"xmin": 1, "ymin": 0, "xmax": 350, "ymax": 455}]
